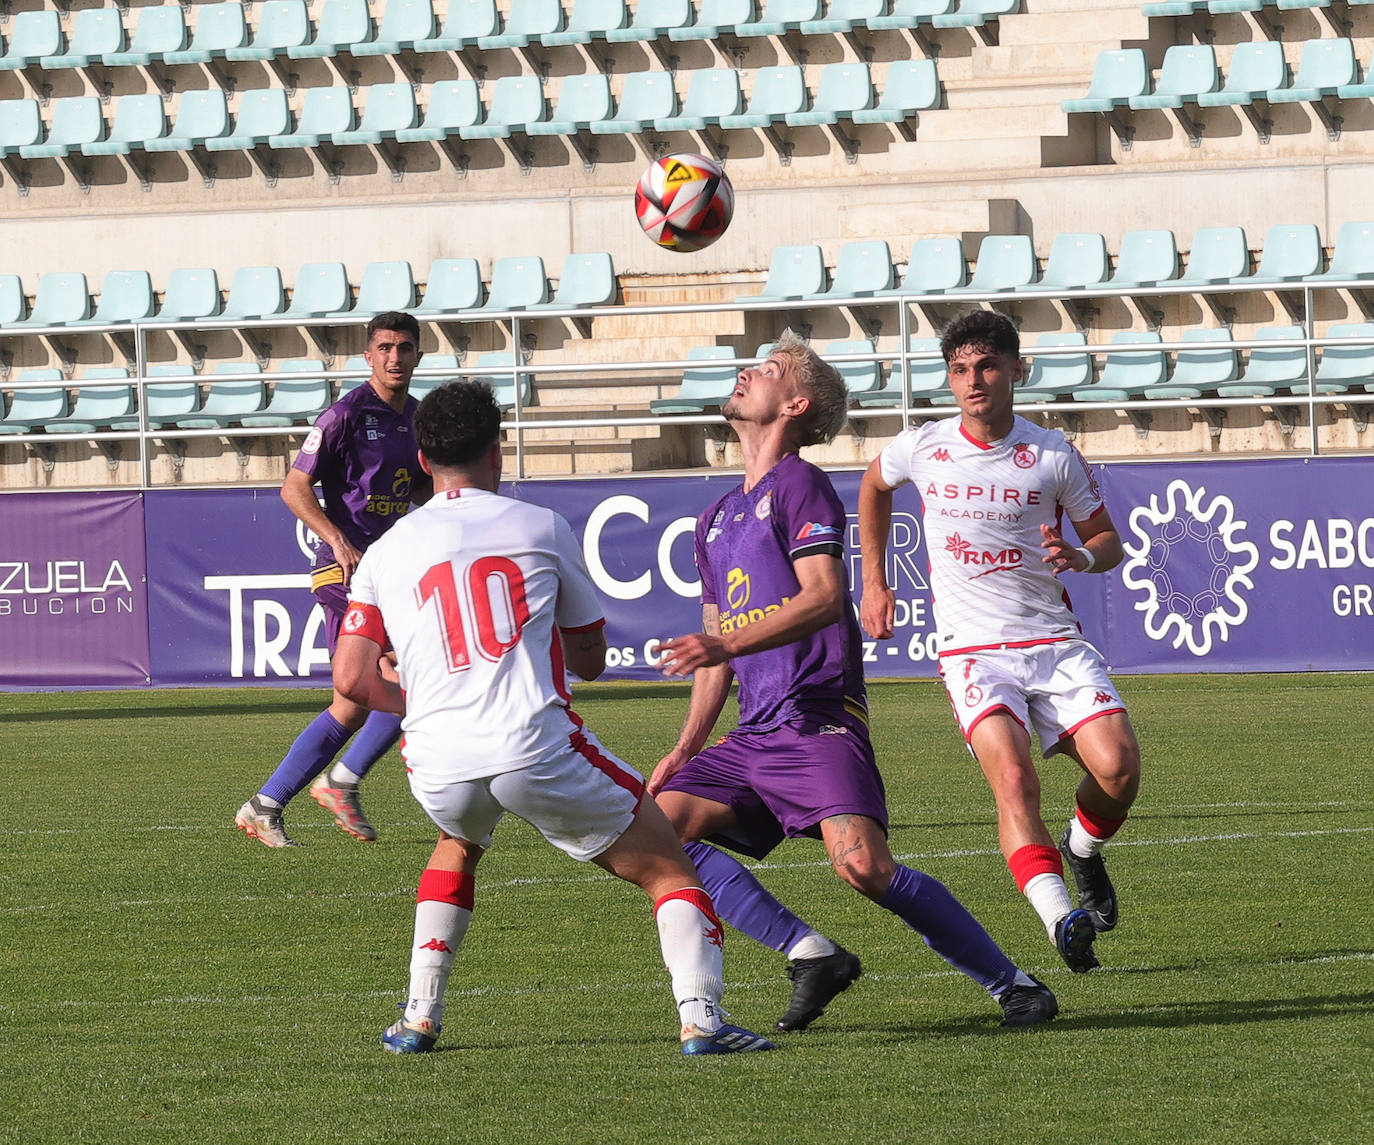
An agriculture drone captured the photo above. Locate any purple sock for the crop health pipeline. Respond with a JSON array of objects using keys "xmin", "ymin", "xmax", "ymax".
[
  {"xmin": 684, "ymin": 841, "xmax": 815, "ymax": 954},
  {"xmin": 879, "ymin": 865, "xmax": 1018, "ymax": 996},
  {"xmin": 338, "ymin": 711, "xmax": 403, "ymax": 779},
  {"xmin": 259, "ymin": 711, "xmax": 354, "ymax": 805}
]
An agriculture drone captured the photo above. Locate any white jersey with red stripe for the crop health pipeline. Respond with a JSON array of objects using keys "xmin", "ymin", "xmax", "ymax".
[
  {"xmin": 877, "ymin": 414, "xmax": 1106, "ymax": 653},
  {"xmin": 344, "ymin": 487, "xmax": 606, "ymax": 783}
]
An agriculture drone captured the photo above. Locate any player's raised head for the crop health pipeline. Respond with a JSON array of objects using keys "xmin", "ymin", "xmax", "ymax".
[
  {"xmin": 940, "ymin": 310, "xmax": 1019, "ymax": 365},
  {"xmin": 769, "ymin": 328, "xmax": 848, "ymax": 447},
  {"xmin": 416, "ymin": 380, "xmax": 502, "ymax": 469}
]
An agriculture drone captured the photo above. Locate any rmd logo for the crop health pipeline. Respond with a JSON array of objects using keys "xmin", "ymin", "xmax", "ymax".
[{"xmin": 945, "ymin": 533, "xmax": 1022, "ymax": 574}]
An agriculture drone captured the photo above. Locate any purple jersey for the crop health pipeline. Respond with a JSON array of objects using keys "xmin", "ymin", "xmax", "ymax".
[
  {"xmin": 292, "ymin": 383, "xmax": 427, "ymax": 579},
  {"xmin": 696, "ymin": 453, "xmax": 866, "ymax": 731}
]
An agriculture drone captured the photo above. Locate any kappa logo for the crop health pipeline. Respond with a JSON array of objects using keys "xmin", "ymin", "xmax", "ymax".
[
  {"xmin": 929, "ymin": 448, "xmax": 954, "ymax": 462},
  {"xmin": 419, "ymin": 939, "xmax": 452, "ymax": 953},
  {"xmin": 1094, "ymin": 691, "xmax": 1115, "ymax": 705},
  {"xmin": 703, "ymin": 922, "xmax": 725, "ymax": 949},
  {"xmin": 1120, "ymin": 479, "xmax": 1259, "ymax": 657}
]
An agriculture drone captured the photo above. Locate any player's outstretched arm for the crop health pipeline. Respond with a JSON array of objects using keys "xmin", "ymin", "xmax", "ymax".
[
  {"xmin": 334, "ymin": 632, "xmax": 405, "ymax": 715},
  {"xmin": 282, "ymin": 467, "xmax": 363, "ymax": 585},
  {"xmin": 858, "ymin": 458, "xmax": 898, "ymax": 639},
  {"xmin": 561, "ymin": 625, "xmax": 608, "ymax": 682},
  {"xmin": 647, "ymin": 605, "xmax": 734, "ymax": 798},
  {"xmin": 1041, "ymin": 508, "xmax": 1123, "ymax": 576}
]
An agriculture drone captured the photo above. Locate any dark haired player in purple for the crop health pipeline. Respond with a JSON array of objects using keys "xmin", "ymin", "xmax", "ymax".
[
  {"xmin": 649, "ymin": 330, "xmax": 1057, "ymax": 1030},
  {"xmin": 236, "ymin": 312, "xmax": 432, "ymax": 847}
]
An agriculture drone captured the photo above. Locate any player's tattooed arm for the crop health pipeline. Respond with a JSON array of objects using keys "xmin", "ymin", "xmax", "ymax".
[{"xmin": 560, "ymin": 625, "xmax": 608, "ymax": 682}]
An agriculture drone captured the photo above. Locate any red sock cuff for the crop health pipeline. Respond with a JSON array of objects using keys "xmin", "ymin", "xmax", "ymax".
[
  {"xmin": 1007, "ymin": 844, "xmax": 1063, "ymax": 892},
  {"xmin": 417, "ymin": 868, "xmax": 475, "ymax": 910},
  {"xmin": 653, "ymin": 886, "xmax": 721, "ymax": 929},
  {"xmin": 1075, "ymin": 802, "xmax": 1128, "ymax": 841}
]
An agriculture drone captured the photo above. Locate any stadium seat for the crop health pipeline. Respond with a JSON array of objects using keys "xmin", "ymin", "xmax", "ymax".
[
  {"xmin": 1107, "ymin": 229, "xmax": 1180, "ymax": 287},
  {"xmin": 416, "ymin": 0, "xmax": 500, "ymax": 50},
  {"xmin": 1015, "ymin": 232, "xmax": 1108, "ymax": 292},
  {"xmin": 348, "ymin": 261, "xmax": 417, "ymax": 317},
  {"xmin": 867, "ymin": 0, "xmax": 955, "ymax": 32},
  {"xmin": 206, "ymin": 88, "xmax": 291, "ymax": 151},
  {"xmin": 8, "ymin": 273, "xmax": 91, "ymax": 328},
  {"xmin": 878, "ymin": 236, "xmax": 967, "ymax": 295},
  {"xmin": 410, "ymin": 354, "xmax": 463, "ymax": 402},
  {"xmin": 670, "ymin": 0, "xmax": 754, "ymax": 41},
  {"xmin": 221, "ymin": 266, "xmax": 286, "ymax": 321},
  {"xmin": 0, "ymin": 11, "xmax": 62, "ymax": 71},
  {"xmin": 1142, "ymin": 0, "xmax": 1207, "ymax": 16},
  {"xmin": 542, "ymin": 0, "xmax": 628, "ymax": 45},
  {"xmin": 787, "ymin": 62, "xmax": 874, "ymax": 126},
  {"xmin": 337, "ymin": 356, "xmax": 370, "ymax": 396},
  {"xmin": 353, "ymin": 0, "xmax": 438, "ymax": 56},
  {"xmin": 226, "ymin": 1, "xmax": 311, "ymax": 61},
  {"xmin": 737, "ymin": 0, "xmax": 822, "ymax": 37},
  {"xmin": 477, "ymin": 256, "xmax": 549, "ymax": 310},
  {"xmin": 591, "ymin": 71, "xmax": 678, "ymax": 134},
  {"xmin": 1146, "ymin": 328, "xmax": 1237, "ymax": 400},
  {"xmin": 651, "ymin": 345, "xmax": 739, "ymax": 413},
  {"xmin": 41, "ymin": 8, "xmax": 125, "ymax": 70},
  {"xmin": 46, "ymin": 369, "xmax": 136, "ymax": 433},
  {"xmin": 1291, "ymin": 323, "xmax": 1374, "ymax": 394},
  {"xmin": 1074, "ymin": 331, "xmax": 1166, "ymax": 401},
  {"xmin": 82, "ymin": 94, "xmax": 167, "ymax": 156},
  {"xmin": 473, "ymin": 351, "xmax": 532, "ymax": 410},
  {"xmin": 112, "ymin": 365, "xmax": 201, "ymax": 429},
  {"xmin": 720, "ymin": 65, "xmax": 807, "ymax": 130},
  {"xmin": 240, "ymin": 360, "xmax": 333, "ymax": 426},
  {"xmin": 1247, "ymin": 224, "xmax": 1323, "ymax": 283},
  {"xmin": 72, "ymin": 271, "xmax": 156, "ymax": 327},
  {"xmin": 269, "ymin": 87, "xmax": 355, "ymax": 148},
  {"xmin": 160, "ymin": 268, "xmax": 223, "ymax": 322},
  {"xmin": 1017, "ymin": 332, "xmax": 1092, "ymax": 400},
  {"xmin": 1307, "ymin": 221, "xmax": 1374, "ymax": 281},
  {"xmin": 288, "ymin": 0, "xmax": 373, "ymax": 59},
  {"xmin": 1207, "ymin": 0, "xmax": 1265, "ymax": 14},
  {"xmin": 807, "ymin": 240, "xmax": 893, "ymax": 299},
  {"xmin": 852, "ymin": 60, "xmax": 940, "ymax": 125},
  {"xmin": 103, "ymin": 6, "xmax": 188, "ymax": 67},
  {"xmin": 1267, "ymin": 38, "xmax": 1355, "ymax": 104},
  {"xmin": 331, "ymin": 83, "xmax": 419, "ymax": 145},
  {"xmin": 479, "ymin": 0, "xmax": 565, "ymax": 48},
  {"xmin": 0, "ymin": 276, "xmax": 26, "ymax": 325},
  {"xmin": 737, "ymin": 244, "xmax": 826, "ymax": 302},
  {"xmin": 20, "ymin": 96, "xmax": 106, "ymax": 159},
  {"xmin": 1128, "ymin": 44, "xmax": 1218, "ymax": 110},
  {"xmin": 527, "ymin": 74, "xmax": 614, "ymax": 136},
  {"xmin": 0, "ymin": 99, "xmax": 41, "ymax": 156},
  {"xmin": 163, "ymin": 3, "xmax": 249, "ymax": 65},
  {"xmin": 932, "ymin": 0, "xmax": 1020, "ymax": 28},
  {"xmin": 1062, "ymin": 49, "xmax": 1150, "ymax": 114},
  {"xmin": 1217, "ymin": 325, "xmax": 1307, "ymax": 397},
  {"xmin": 414, "ymin": 258, "xmax": 485, "ymax": 313},
  {"xmin": 1177, "ymin": 226, "xmax": 1250, "ymax": 285},
  {"xmin": 801, "ymin": 0, "xmax": 885, "ymax": 35},
  {"xmin": 948, "ymin": 235, "xmax": 1037, "ymax": 294},
  {"xmin": 530, "ymin": 252, "xmax": 617, "ymax": 310},
  {"xmin": 853, "ymin": 338, "xmax": 947, "ymax": 407},
  {"xmin": 146, "ymin": 89, "xmax": 232, "ymax": 153},
  {"xmin": 175, "ymin": 363, "xmax": 266, "ymax": 428},
  {"xmin": 655, "ymin": 69, "xmax": 743, "ymax": 131},
  {"xmin": 461, "ymin": 75, "xmax": 546, "ymax": 138},
  {"xmin": 1196, "ymin": 42, "xmax": 1285, "ymax": 108},
  {"xmin": 0, "ymin": 371, "xmax": 68, "ymax": 434},
  {"xmin": 608, "ymin": 0, "xmax": 693, "ymax": 40},
  {"xmin": 827, "ymin": 339, "xmax": 881, "ymax": 396},
  {"xmin": 395, "ymin": 80, "xmax": 483, "ymax": 142},
  {"xmin": 283, "ymin": 263, "xmax": 351, "ymax": 319}
]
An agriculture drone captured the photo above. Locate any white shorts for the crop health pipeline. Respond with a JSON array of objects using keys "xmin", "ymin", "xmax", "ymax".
[
  {"xmin": 939, "ymin": 639, "xmax": 1126, "ymax": 757},
  {"xmin": 407, "ymin": 730, "xmax": 645, "ymax": 863}
]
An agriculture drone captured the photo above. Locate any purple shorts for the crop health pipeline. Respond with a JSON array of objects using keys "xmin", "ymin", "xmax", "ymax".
[
  {"xmin": 661, "ymin": 709, "xmax": 889, "ymax": 860},
  {"xmin": 316, "ymin": 582, "xmax": 349, "ymax": 658}
]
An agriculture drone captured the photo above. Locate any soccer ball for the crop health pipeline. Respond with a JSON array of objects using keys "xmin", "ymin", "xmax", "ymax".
[{"xmin": 634, "ymin": 153, "xmax": 734, "ymax": 253}]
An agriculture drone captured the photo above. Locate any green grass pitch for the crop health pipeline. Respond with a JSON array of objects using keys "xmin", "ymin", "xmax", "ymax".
[{"xmin": 1, "ymin": 674, "xmax": 1371, "ymax": 1144}]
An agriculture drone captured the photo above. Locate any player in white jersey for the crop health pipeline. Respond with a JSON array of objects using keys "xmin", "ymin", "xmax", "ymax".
[
  {"xmin": 333, "ymin": 380, "xmax": 775, "ymax": 1057},
  {"xmin": 857, "ymin": 311, "xmax": 1143, "ymax": 975}
]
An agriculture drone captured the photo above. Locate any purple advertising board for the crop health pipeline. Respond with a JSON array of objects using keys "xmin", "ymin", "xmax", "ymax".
[{"xmin": 0, "ymin": 490, "xmax": 149, "ymax": 687}]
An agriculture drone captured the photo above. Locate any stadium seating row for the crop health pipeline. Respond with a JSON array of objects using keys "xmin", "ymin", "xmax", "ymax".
[
  {"xmin": 0, "ymin": 61, "xmax": 938, "ymax": 173},
  {"xmin": 1143, "ymin": 0, "xmax": 1374, "ymax": 20},
  {"xmin": 0, "ymin": 0, "xmax": 1015, "ymax": 75}
]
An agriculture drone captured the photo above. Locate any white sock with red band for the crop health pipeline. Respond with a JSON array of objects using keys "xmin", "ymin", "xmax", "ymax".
[
  {"xmin": 404, "ymin": 869, "xmax": 475, "ymax": 1026},
  {"xmin": 653, "ymin": 887, "xmax": 725, "ymax": 1034},
  {"xmin": 1009, "ymin": 844, "xmax": 1073, "ymax": 939},
  {"xmin": 1067, "ymin": 802, "xmax": 1128, "ymax": 859}
]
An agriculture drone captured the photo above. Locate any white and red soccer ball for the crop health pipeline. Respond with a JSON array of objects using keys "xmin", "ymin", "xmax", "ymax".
[{"xmin": 634, "ymin": 153, "xmax": 734, "ymax": 253}]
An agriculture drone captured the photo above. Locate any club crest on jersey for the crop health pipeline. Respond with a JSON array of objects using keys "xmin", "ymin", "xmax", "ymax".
[
  {"xmin": 343, "ymin": 608, "xmax": 367, "ymax": 632},
  {"xmin": 964, "ymin": 684, "xmax": 984, "ymax": 706},
  {"xmin": 301, "ymin": 426, "xmax": 324, "ymax": 455},
  {"xmin": 754, "ymin": 492, "xmax": 773, "ymax": 520},
  {"xmin": 1013, "ymin": 444, "xmax": 1036, "ymax": 469},
  {"xmin": 929, "ymin": 448, "xmax": 953, "ymax": 462},
  {"xmin": 796, "ymin": 522, "xmax": 841, "ymax": 540}
]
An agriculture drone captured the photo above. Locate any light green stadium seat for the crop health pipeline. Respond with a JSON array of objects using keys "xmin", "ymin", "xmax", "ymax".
[
  {"xmin": 1062, "ymin": 49, "xmax": 1148, "ymax": 113},
  {"xmin": 1307, "ymin": 221, "xmax": 1374, "ymax": 282},
  {"xmin": 0, "ymin": 275, "xmax": 26, "ymax": 325},
  {"xmin": 1247, "ymin": 224, "xmax": 1323, "ymax": 284},
  {"xmin": 1177, "ymin": 226, "xmax": 1249, "ymax": 286},
  {"xmin": 46, "ymin": 369, "xmax": 136, "ymax": 433},
  {"xmin": 1217, "ymin": 326, "xmax": 1306, "ymax": 398},
  {"xmin": 1073, "ymin": 331, "xmax": 1166, "ymax": 401},
  {"xmin": 410, "ymin": 354, "xmax": 463, "ymax": 402},
  {"xmin": 787, "ymin": 62, "xmax": 874, "ymax": 126},
  {"xmin": 112, "ymin": 365, "xmax": 200, "ymax": 430},
  {"xmin": 650, "ymin": 345, "xmax": 739, "ymax": 414},
  {"xmin": 288, "ymin": 0, "xmax": 372, "ymax": 59},
  {"xmin": 331, "ymin": 83, "xmax": 419, "ymax": 146},
  {"xmin": 479, "ymin": 0, "xmax": 564, "ymax": 48},
  {"xmin": 1268, "ymin": 38, "xmax": 1355, "ymax": 104},
  {"xmin": 0, "ymin": 11, "xmax": 62, "ymax": 71},
  {"xmin": 1018, "ymin": 333, "xmax": 1092, "ymax": 400},
  {"xmin": 1107, "ymin": 229, "xmax": 1179, "ymax": 287},
  {"xmin": 227, "ymin": 1, "xmax": 311, "ymax": 61},
  {"xmin": 806, "ymin": 240, "xmax": 893, "ymax": 299},
  {"xmin": 608, "ymin": 0, "xmax": 693, "ymax": 41},
  {"xmin": 240, "ymin": 360, "xmax": 333, "ymax": 427},
  {"xmin": 347, "ymin": 261, "xmax": 417, "ymax": 317},
  {"xmin": 8, "ymin": 273, "xmax": 91, "ymax": 328},
  {"xmin": 338, "ymin": 357, "xmax": 370, "ymax": 396},
  {"xmin": 175, "ymin": 363, "xmax": 265, "ymax": 428},
  {"xmin": 41, "ymin": 9, "xmax": 125, "ymax": 70},
  {"xmin": 1147, "ymin": 328, "xmax": 1237, "ymax": 400},
  {"xmin": 737, "ymin": 0, "xmax": 822, "ymax": 37},
  {"xmin": 414, "ymin": 258, "xmax": 484, "ymax": 313},
  {"xmin": 160, "ymin": 268, "xmax": 223, "ymax": 322},
  {"xmin": 73, "ymin": 271, "xmax": 156, "ymax": 327},
  {"xmin": 0, "ymin": 99, "xmax": 41, "ymax": 156},
  {"xmin": 802, "ymin": 0, "xmax": 885, "ymax": 36},
  {"xmin": 0, "ymin": 371, "xmax": 67, "ymax": 434},
  {"xmin": 206, "ymin": 88, "xmax": 291, "ymax": 151},
  {"xmin": 1129, "ymin": 44, "xmax": 1218, "ymax": 110},
  {"xmin": 417, "ymin": 0, "xmax": 500, "ymax": 50},
  {"xmin": 530, "ymin": 252, "xmax": 616, "ymax": 310},
  {"xmin": 103, "ymin": 7, "xmax": 188, "ymax": 67},
  {"xmin": 1278, "ymin": 0, "xmax": 1335, "ymax": 8},
  {"xmin": 1290, "ymin": 324, "xmax": 1374, "ymax": 395},
  {"xmin": 854, "ymin": 338, "xmax": 947, "ymax": 408},
  {"xmin": 852, "ymin": 59, "xmax": 940, "ymax": 124},
  {"xmin": 932, "ymin": 0, "xmax": 1019, "ymax": 26},
  {"xmin": 590, "ymin": 71, "xmax": 677, "ymax": 134},
  {"xmin": 1206, "ymin": 0, "xmax": 1265, "ymax": 15},
  {"xmin": 527, "ymin": 75, "xmax": 613, "ymax": 136},
  {"xmin": 670, "ymin": 0, "xmax": 755, "ymax": 41},
  {"xmin": 720, "ymin": 65, "xmax": 807, "ymax": 130},
  {"xmin": 82, "ymin": 94, "xmax": 167, "ymax": 156},
  {"xmin": 878, "ymin": 236, "xmax": 967, "ymax": 295},
  {"xmin": 146, "ymin": 90, "xmax": 232, "ymax": 153},
  {"xmin": 655, "ymin": 69, "xmax": 743, "ymax": 132},
  {"xmin": 164, "ymin": 3, "xmax": 249, "ymax": 65},
  {"xmin": 1017, "ymin": 232, "xmax": 1108, "ymax": 293},
  {"xmin": 462, "ymin": 76, "xmax": 546, "ymax": 139},
  {"xmin": 284, "ymin": 263, "xmax": 351, "ymax": 319},
  {"xmin": 948, "ymin": 234, "xmax": 1036, "ymax": 294},
  {"xmin": 20, "ymin": 96, "xmax": 105, "ymax": 159},
  {"xmin": 477, "ymin": 256, "xmax": 548, "ymax": 311},
  {"xmin": 473, "ymin": 352, "xmax": 532, "ymax": 410},
  {"xmin": 737, "ymin": 244, "xmax": 826, "ymax": 302},
  {"xmin": 353, "ymin": 0, "xmax": 438, "ymax": 56},
  {"xmin": 543, "ymin": 0, "xmax": 628, "ymax": 46},
  {"xmin": 1142, "ymin": 0, "xmax": 1207, "ymax": 15},
  {"xmin": 1197, "ymin": 42, "xmax": 1285, "ymax": 108},
  {"xmin": 827, "ymin": 339, "xmax": 881, "ymax": 396},
  {"xmin": 395, "ymin": 80, "xmax": 482, "ymax": 141},
  {"xmin": 269, "ymin": 87, "xmax": 355, "ymax": 148},
  {"xmin": 221, "ymin": 266, "xmax": 286, "ymax": 321},
  {"xmin": 1337, "ymin": 46, "xmax": 1374, "ymax": 99},
  {"xmin": 867, "ymin": 0, "xmax": 954, "ymax": 31}
]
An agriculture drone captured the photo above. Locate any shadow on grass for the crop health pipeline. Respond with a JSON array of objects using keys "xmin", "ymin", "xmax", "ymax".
[{"xmin": 0, "ymin": 699, "xmax": 329, "ymax": 724}]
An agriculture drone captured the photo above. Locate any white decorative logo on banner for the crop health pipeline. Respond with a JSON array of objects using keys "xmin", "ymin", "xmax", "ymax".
[{"xmin": 1120, "ymin": 479, "xmax": 1260, "ymax": 656}]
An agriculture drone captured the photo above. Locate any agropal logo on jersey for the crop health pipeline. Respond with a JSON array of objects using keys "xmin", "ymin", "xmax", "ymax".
[{"xmin": 1120, "ymin": 479, "xmax": 1259, "ymax": 656}]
